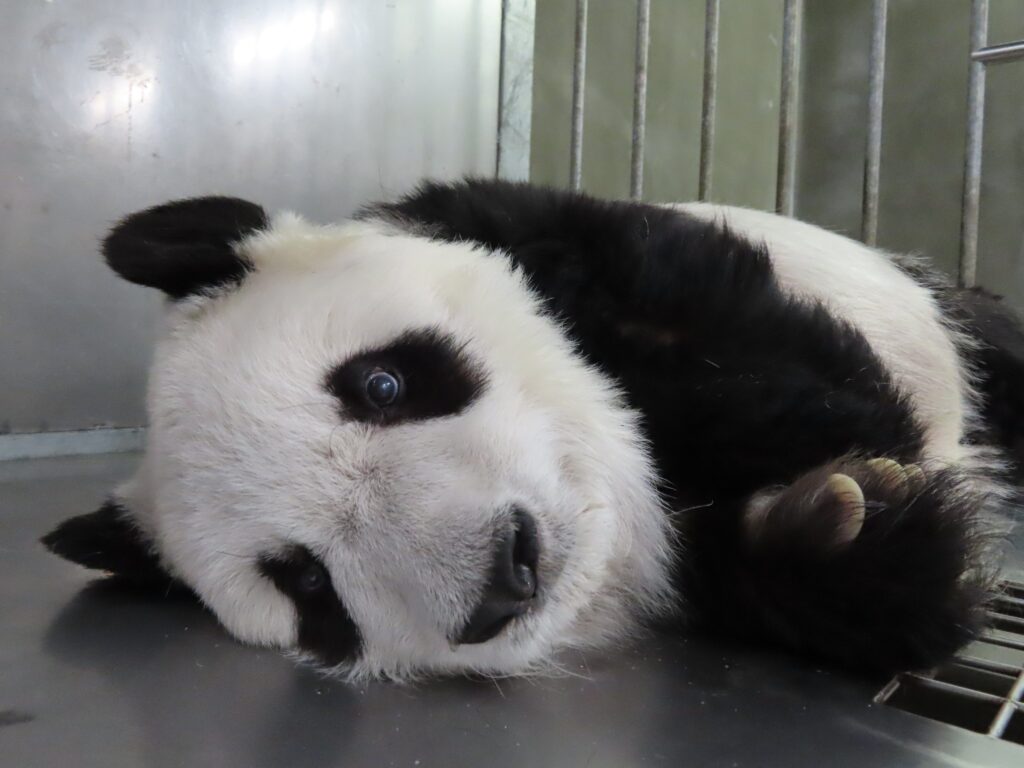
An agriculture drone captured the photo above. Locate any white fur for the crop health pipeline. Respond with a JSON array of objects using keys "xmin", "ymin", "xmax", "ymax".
[{"xmin": 123, "ymin": 215, "xmax": 673, "ymax": 680}]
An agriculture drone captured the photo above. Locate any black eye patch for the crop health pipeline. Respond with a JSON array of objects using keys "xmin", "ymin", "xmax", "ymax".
[
  {"xmin": 323, "ymin": 329, "xmax": 487, "ymax": 425},
  {"xmin": 257, "ymin": 545, "xmax": 362, "ymax": 666}
]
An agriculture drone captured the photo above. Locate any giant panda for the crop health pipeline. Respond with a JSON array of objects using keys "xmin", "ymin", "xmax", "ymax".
[{"xmin": 43, "ymin": 179, "xmax": 1023, "ymax": 681}]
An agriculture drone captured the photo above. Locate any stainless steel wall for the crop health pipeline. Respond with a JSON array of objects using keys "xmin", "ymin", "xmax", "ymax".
[{"xmin": 0, "ymin": 0, "xmax": 500, "ymax": 434}]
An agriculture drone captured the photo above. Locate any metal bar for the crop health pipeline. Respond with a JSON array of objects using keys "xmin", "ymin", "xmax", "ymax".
[
  {"xmin": 629, "ymin": 0, "xmax": 651, "ymax": 199},
  {"xmin": 987, "ymin": 669, "xmax": 1024, "ymax": 738},
  {"xmin": 972, "ymin": 39, "xmax": 1024, "ymax": 64},
  {"xmin": 988, "ymin": 614, "xmax": 1024, "ymax": 634},
  {"xmin": 495, "ymin": 0, "xmax": 537, "ymax": 181},
  {"xmin": 775, "ymin": 0, "xmax": 804, "ymax": 216},
  {"xmin": 698, "ymin": 0, "xmax": 720, "ymax": 201},
  {"xmin": 861, "ymin": 0, "xmax": 888, "ymax": 245},
  {"xmin": 0, "ymin": 427, "xmax": 146, "ymax": 462},
  {"xmin": 955, "ymin": 652, "xmax": 1024, "ymax": 677},
  {"xmin": 982, "ymin": 628, "xmax": 1024, "ymax": 651},
  {"xmin": 902, "ymin": 672, "xmax": 1008, "ymax": 704},
  {"xmin": 959, "ymin": 0, "xmax": 989, "ymax": 288},
  {"xmin": 569, "ymin": 0, "xmax": 589, "ymax": 191}
]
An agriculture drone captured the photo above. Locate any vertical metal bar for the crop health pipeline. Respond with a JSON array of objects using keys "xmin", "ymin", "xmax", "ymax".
[
  {"xmin": 861, "ymin": 0, "xmax": 888, "ymax": 245},
  {"xmin": 959, "ymin": 0, "xmax": 989, "ymax": 288},
  {"xmin": 698, "ymin": 0, "xmax": 720, "ymax": 201},
  {"xmin": 775, "ymin": 0, "xmax": 804, "ymax": 216},
  {"xmin": 495, "ymin": 0, "xmax": 537, "ymax": 181},
  {"xmin": 569, "ymin": 0, "xmax": 589, "ymax": 191},
  {"xmin": 986, "ymin": 669, "xmax": 1024, "ymax": 738},
  {"xmin": 629, "ymin": 0, "xmax": 651, "ymax": 199}
]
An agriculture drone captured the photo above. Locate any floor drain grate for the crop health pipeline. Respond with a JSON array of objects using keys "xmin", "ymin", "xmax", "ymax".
[{"xmin": 876, "ymin": 580, "xmax": 1024, "ymax": 745}]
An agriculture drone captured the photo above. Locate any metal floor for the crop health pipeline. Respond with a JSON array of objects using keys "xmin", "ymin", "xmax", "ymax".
[{"xmin": 2, "ymin": 453, "xmax": 1022, "ymax": 768}]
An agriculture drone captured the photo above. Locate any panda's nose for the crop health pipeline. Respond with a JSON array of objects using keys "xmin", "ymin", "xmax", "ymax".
[{"xmin": 456, "ymin": 508, "xmax": 540, "ymax": 645}]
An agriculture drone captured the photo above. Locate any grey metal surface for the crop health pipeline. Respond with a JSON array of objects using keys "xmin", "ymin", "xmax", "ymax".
[
  {"xmin": 0, "ymin": 0, "xmax": 500, "ymax": 435},
  {"xmin": 0, "ymin": 427, "xmax": 144, "ymax": 462},
  {"xmin": 959, "ymin": 0, "xmax": 989, "ymax": 288},
  {"xmin": 3, "ymin": 453, "xmax": 1024, "ymax": 767},
  {"xmin": 496, "ymin": 0, "xmax": 536, "ymax": 182},
  {"xmin": 775, "ymin": 0, "xmax": 803, "ymax": 216},
  {"xmin": 861, "ymin": 0, "xmax": 888, "ymax": 246},
  {"xmin": 568, "ymin": 0, "xmax": 588, "ymax": 191},
  {"xmin": 628, "ymin": 0, "xmax": 650, "ymax": 200},
  {"xmin": 697, "ymin": 0, "xmax": 720, "ymax": 202}
]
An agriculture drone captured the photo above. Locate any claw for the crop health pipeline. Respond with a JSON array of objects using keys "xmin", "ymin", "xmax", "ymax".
[
  {"xmin": 864, "ymin": 456, "xmax": 913, "ymax": 499},
  {"xmin": 825, "ymin": 473, "xmax": 865, "ymax": 547},
  {"xmin": 903, "ymin": 463, "xmax": 926, "ymax": 493}
]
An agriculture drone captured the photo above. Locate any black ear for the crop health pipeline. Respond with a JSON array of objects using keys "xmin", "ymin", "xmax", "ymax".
[
  {"xmin": 102, "ymin": 196, "xmax": 268, "ymax": 299},
  {"xmin": 41, "ymin": 501, "xmax": 171, "ymax": 586}
]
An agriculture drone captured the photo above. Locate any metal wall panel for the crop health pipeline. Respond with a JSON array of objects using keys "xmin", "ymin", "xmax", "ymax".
[{"xmin": 0, "ymin": 0, "xmax": 500, "ymax": 434}]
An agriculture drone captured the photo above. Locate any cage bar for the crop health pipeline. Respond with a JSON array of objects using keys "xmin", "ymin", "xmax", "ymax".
[
  {"xmin": 698, "ymin": 0, "xmax": 720, "ymax": 201},
  {"xmin": 861, "ymin": 0, "xmax": 888, "ymax": 245},
  {"xmin": 959, "ymin": 0, "xmax": 989, "ymax": 288},
  {"xmin": 569, "ymin": 0, "xmax": 589, "ymax": 191},
  {"xmin": 775, "ymin": 0, "xmax": 803, "ymax": 216},
  {"xmin": 972, "ymin": 39, "xmax": 1024, "ymax": 64},
  {"xmin": 629, "ymin": 0, "xmax": 651, "ymax": 199},
  {"xmin": 987, "ymin": 670, "xmax": 1024, "ymax": 738}
]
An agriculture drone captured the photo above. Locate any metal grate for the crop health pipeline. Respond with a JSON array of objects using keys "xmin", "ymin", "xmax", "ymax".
[{"xmin": 876, "ymin": 580, "xmax": 1024, "ymax": 745}]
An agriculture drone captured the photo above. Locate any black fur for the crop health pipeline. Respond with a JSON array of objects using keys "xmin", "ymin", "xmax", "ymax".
[
  {"xmin": 676, "ymin": 457, "xmax": 993, "ymax": 673},
  {"xmin": 948, "ymin": 287, "xmax": 1024, "ymax": 473},
  {"xmin": 103, "ymin": 196, "xmax": 267, "ymax": 299},
  {"xmin": 41, "ymin": 500, "xmax": 173, "ymax": 587},
  {"xmin": 257, "ymin": 545, "xmax": 363, "ymax": 666},
  {"xmin": 365, "ymin": 179, "xmax": 925, "ymax": 497},
  {"xmin": 365, "ymin": 178, "xmax": 997, "ymax": 673},
  {"xmin": 324, "ymin": 328, "xmax": 487, "ymax": 426}
]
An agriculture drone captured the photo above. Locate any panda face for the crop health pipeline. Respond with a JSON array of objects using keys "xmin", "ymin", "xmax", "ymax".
[{"xmin": 113, "ymin": 213, "xmax": 673, "ymax": 680}]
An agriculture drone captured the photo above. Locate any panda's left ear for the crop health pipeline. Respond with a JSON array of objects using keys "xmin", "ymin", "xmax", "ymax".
[
  {"xmin": 41, "ymin": 501, "xmax": 171, "ymax": 586},
  {"xmin": 102, "ymin": 196, "xmax": 268, "ymax": 299}
]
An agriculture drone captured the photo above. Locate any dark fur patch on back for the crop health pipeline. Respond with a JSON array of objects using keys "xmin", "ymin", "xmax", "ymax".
[
  {"xmin": 258, "ymin": 545, "xmax": 362, "ymax": 666},
  {"xmin": 364, "ymin": 178, "xmax": 925, "ymax": 498},
  {"xmin": 940, "ymin": 286, "xmax": 1024, "ymax": 474},
  {"xmin": 324, "ymin": 328, "xmax": 487, "ymax": 426},
  {"xmin": 103, "ymin": 196, "xmax": 267, "ymax": 299}
]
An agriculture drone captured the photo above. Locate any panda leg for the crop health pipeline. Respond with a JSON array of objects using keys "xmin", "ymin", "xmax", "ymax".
[{"xmin": 677, "ymin": 455, "xmax": 997, "ymax": 674}]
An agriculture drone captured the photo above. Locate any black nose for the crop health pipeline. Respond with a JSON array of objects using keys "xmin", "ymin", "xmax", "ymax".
[{"xmin": 456, "ymin": 508, "xmax": 540, "ymax": 645}]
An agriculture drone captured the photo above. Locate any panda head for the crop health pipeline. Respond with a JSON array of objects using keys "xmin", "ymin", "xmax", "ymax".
[{"xmin": 43, "ymin": 196, "xmax": 674, "ymax": 680}]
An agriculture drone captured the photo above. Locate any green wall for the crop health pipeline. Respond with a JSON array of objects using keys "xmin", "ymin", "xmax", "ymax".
[
  {"xmin": 531, "ymin": 0, "xmax": 785, "ymax": 209},
  {"xmin": 529, "ymin": 0, "xmax": 1024, "ymax": 306}
]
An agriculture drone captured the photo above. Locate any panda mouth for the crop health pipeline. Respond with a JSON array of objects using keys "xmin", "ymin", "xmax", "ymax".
[{"xmin": 456, "ymin": 508, "xmax": 540, "ymax": 645}]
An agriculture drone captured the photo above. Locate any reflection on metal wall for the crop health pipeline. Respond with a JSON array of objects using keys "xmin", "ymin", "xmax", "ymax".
[{"xmin": 0, "ymin": 0, "xmax": 500, "ymax": 434}]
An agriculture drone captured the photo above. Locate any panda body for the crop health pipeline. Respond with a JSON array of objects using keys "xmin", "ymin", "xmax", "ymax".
[
  {"xmin": 674, "ymin": 202, "xmax": 971, "ymax": 460},
  {"xmin": 43, "ymin": 180, "xmax": 1016, "ymax": 681}
]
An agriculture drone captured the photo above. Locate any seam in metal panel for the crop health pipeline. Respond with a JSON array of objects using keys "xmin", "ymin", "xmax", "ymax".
[{"xmin": 0, "ymin": 428, "xmax": 146, "ymax": 461}]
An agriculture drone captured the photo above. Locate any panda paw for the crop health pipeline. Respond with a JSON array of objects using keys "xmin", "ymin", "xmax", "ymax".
[
  {"xmin": 743, "ymin": 457, "xmax": 931, "ymax": 555},
  {"xmin": 732, "ymin": 456, "xmax": 995, "ymax": 672}
]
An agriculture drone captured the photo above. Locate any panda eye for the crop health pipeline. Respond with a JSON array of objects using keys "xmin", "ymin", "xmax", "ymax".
[
  {"xmin": 365, "ymin": 370, "xmax": 400, "ymax": 407},
  {"xmin": 299, "ymin": 562, "xmax": 328, "ymax": 593}
]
